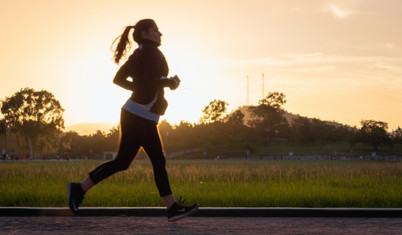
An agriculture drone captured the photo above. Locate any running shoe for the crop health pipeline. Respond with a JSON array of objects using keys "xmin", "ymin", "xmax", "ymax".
[
  {"xmin": 67, "ymin": 182, "xmax": 85, "ymax": 215},
  {"xmin": 167, "ymin": 197, "xmax": 199, "ymax": 222}
]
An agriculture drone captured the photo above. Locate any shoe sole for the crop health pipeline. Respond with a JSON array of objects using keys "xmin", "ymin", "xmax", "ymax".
[
  {"xmin": 67, "ymin": 182, "xmax": 79, "ymax": 215},
  {"xmin": 168, "ymin": 204, "xmax": 199, "ymax": 222}
]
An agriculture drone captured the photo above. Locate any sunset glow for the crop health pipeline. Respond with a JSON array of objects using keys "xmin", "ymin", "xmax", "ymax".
[{"xmin": 1, "ymin": 0, "xmax": 401, "ymax": 131}]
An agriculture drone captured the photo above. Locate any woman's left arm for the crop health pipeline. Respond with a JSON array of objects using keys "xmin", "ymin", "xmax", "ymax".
[{"xmin": 143, "ymin": 48, "xmax": 178, "ymax": 89}]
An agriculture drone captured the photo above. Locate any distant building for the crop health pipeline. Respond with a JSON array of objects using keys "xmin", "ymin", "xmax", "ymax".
[{"xmin": 103, "ymin": 152, "xmax": 117, "ymax": 160}]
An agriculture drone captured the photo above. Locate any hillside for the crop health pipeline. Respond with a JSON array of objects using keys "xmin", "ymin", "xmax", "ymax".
[
  {"xmin": 65, "ymin": 122, "xmax": 117, "ymax": 135},
  {"xmin": 236, "ymin": 105, "xmax": 348, "ymax": 128}
]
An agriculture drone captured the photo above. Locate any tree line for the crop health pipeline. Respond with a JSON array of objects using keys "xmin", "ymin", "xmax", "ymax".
[{"xmin": 1, "ymin": 88, "xmax": 401, "ymax": 159}]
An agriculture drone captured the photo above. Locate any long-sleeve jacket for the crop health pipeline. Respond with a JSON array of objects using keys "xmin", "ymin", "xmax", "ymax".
[{"xmin": 113, "ymin": 40, "xmax": 176, "ymax": 116}]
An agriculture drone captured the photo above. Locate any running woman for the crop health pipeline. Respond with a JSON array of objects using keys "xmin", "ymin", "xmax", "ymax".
[{"xmin": 67, "ymin": 19, "xmax": 199, "ymax": 222}]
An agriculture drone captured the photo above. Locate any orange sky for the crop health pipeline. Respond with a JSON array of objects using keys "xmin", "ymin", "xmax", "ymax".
[{"xmin": 1, "ymin": 0, "xmax": 401, "ymax": 130}]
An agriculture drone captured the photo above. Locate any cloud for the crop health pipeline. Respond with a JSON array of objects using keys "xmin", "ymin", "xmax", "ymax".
[
  {"xmin": 211, "ymin": 52, "xmax": 402, "ymax": 76},
  {"xmin": 212, "ymin": 57, "xmax": 285, "ymax": 66},
  {"xmin": 270, "ymin": 66, "xmax": 335, "ymax": 73},
  {"xmin": 324, "ymin": 3, "xmax": 357, "ymax": 19},
  {"xmin": 270, "ymin": 53, "xmax": 402, "ymax": 67},
  {"xmin": 384, "ymin": 43, "xmax": 395, "ymax": 49},
  {"xmin": 368, "ymin": 63, "xmax": 402, "ymax": 72}
]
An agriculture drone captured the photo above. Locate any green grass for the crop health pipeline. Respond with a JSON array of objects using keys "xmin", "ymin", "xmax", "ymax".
[{"xmin": 0, "ymin": 160, "xmax": 401, "ymax": 207}]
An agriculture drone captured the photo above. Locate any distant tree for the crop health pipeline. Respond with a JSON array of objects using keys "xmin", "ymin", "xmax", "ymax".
[
  {"xmin": 169, "ymin": 121, "xmax": 197, "ymax": 151},
  {"xmin": 226, "ymin": 110, "xmax": 245, "ymax": 127},
  {"xmin": 105, "ymin": 126, "xmax": 120, "ymax": 151},
  {"xmin": 258, "ymin": 92, "xmax": 286, "ymax": 109},
  {"xmin": 0, "ymin": 118, "xmax": 6, "ymax": 152},
  {"xmin": 390, "ymin": 127, "xmax": 402, "ymax": 144},
  {"xmin": 248, "ymin": 92, "xmax": 288, "ymax": 144},
  {"xmin": 36, "ymin": 128, "xmax": 64, "ymax": 155},
  {"xmin": 0, "ymin": 118, "xmax": 6, "ymax": 136},
  {"xmin": 1, "ymin": 88, "xmax": 64, "ymax": 158},
  {"xmin": 60, "ymin": 131, "xmax": 90, "ymax": 158},
  {"xmin": 354, "ymin": 120, "xmax": 392, "ymax": 151},
  {"xmin": 90, "ymin": 130, "xmax": 108, "ymax": 155},
  {"xmin": 291, "ymin": 116, "xmax": 314, "ymax": 144},
  {"xmin": 158, "ymin": 119, "xmax": 173, "ymax": 143},
  {"xmin": 290, "ymin": 116, "xmax": 354, "ymax": 144},
  {"xmin": 200, "ymin": 99, "xmax": 228, "ymax": 124},
  {"xmin": 224, "ymin": 109, "xmax": 252, "ymax": 148}
]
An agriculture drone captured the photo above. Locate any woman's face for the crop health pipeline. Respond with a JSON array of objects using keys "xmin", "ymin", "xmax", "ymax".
[{"xmin": 142, "ymin": 24, "xmax": 162, "ymax": 44}]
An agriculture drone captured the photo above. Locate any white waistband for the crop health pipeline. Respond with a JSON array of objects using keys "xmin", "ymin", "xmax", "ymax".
[{"xmin": 122, "ymin": 99, "xmax": 160, "ymax": 123}]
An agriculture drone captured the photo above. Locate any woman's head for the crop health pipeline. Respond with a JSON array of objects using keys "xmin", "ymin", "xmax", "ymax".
[
  {"xmin": 133, "ymin": 19, "xmax": 161, "ymax": 44},
  {"xmin": 112, "ymin": 19, "xmax": 162, "ymax": 64}
]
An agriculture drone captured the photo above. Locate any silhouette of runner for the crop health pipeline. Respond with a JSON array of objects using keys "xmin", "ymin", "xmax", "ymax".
[{"xmin": 68, "ymin": 19, "xmax": 198, "ymax": 222}]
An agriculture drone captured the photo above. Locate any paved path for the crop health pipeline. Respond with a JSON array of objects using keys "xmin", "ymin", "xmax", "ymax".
[
  {"xmin": 1, "ymin": 216, "xmax": 401, "ymax": 235},
  {"xmin": 2, "ymin": 207, "xmax": 401, "ymax": 217}
]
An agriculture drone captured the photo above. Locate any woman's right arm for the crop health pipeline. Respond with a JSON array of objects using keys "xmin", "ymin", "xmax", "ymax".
[{"xmin": 113, "ymin": 60, "xmax": 135, "ymax": 91}]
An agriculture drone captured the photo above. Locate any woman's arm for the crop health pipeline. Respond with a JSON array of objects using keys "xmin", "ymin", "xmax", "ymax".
[
  {"xmin": 142, "ymin": 47, "xmax": 179, "ymax": 90},
  {"xmin": 113, "ymin": 60, "xmax": 135, "ymax": 91},
  {"xmin": 160, "ymin": 75, "xmax": 180, "ymax": 90}
]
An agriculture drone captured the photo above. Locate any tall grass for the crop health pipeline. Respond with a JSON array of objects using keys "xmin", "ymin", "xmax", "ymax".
[{"xmin": 0, "ymin": 160, "xmax": 401, "ymax": 207}]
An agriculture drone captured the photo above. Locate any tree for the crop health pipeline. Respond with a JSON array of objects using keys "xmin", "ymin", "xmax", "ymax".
[
  {"xmin": 90, "ymin": 130, "xmax": 108, "ymax": 155},
  {"xmin": 0, "ymin": 118, "xmax": 7, "ymax": 154},
  {"xmin": 36, "ymin": 128, "xmax": 64, "ymax": 156},
  {"xmin": 1, "ymin": 88, "xmax": 65, "ymax": 158},
  {"xmin": 258, "ymin": 92, "xmax": 286, "ymax": 109},
  {"xmin": 248, "ymin": 92, "xmax": 288, "ymax": 144},
  {"xmin": 168, "ymin": 121, "xmax": 197, "ymax": 151},
  {"xmin": 355, "ymin": 120, "xmax": 392, "ymax": 151},
  {"xmin": 390, "ymin": 127, "xmax": 402, "ymax": 144},
  {"xmin": 200, "ymin": 99, "xmax": 228, "ymax": 124},
  {"xmin": 291, "ymin": 116, "xmax": 314, "ymax": 144},
  {"xmin": 158, "ymin": 119, "xmax": 173, "ymax": 143},
  {"xmin": 226, "ymin": 110, "xmax": 245, "ymax": 127},
  {"xmin": 0, "ymin": 118, "xmax": 6, "ymax": 138},
  {"xmin": 60, "ymin": 131, "xmax": 91, "ymax": 158},
  {"xmin": 224, "ymin": 109, "xmax": 252, "ymax": 148},
  {"xmin": 105, "ymin": 126, "xmax": 120, "ymax": 151}
]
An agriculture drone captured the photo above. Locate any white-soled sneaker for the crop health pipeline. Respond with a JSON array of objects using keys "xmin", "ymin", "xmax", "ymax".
[{"xmin": 167, "ymin": 198, "xmax": 199, "ymax": 222}]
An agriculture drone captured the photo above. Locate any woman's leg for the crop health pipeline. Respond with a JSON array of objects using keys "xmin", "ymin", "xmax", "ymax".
[
  {"xmin": 162, "ymin": 194, "xmax": 176, "ymax": 209},
  {"xmin": 88, "ymin": 111, "xmax": 144, "ymax": 186},
  {"xmin": 68, "ymin": 110, "xmax": 143, "ymax": 215},
  {"xmin": 80, "ymin": 176, "xmax": 94, "ymax": 192},
  {"xmin": 132, "ymin": 118, "xmax": 199, "ymax": 222},
  {"xmin": 141, "ymin": 121, "xmax": 174, "ymax": 207}
]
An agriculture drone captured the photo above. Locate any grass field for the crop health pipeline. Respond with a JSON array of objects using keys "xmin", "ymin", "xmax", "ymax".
[{"xmin": 0, "ymin": 160, "xmax": 401, "ymax": 208}]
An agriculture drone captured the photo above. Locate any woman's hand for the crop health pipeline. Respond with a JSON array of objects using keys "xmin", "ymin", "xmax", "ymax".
[{"xmin": 169, "ymin": 75, "xmax": 181, "ymax": 90}]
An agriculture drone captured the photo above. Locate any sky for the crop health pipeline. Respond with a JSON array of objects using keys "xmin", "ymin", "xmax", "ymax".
[{"xmin": 1, "ymin": 0, "xmax": 401, "ymax": 131}]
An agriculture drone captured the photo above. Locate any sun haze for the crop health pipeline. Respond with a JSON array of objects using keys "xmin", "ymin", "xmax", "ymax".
[{"xmin": 1, "ymin": 0, "xmax": 401, "ymax": 130}]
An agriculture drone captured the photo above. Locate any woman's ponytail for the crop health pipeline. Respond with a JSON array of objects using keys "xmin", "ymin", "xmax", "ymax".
[
  {"xmin": 111, "ymin": 26, "xmax": 135, "ymax": 64},
  {"xmin": 111, "ymin": 19, "xmax": 156, "ymax": 64}
]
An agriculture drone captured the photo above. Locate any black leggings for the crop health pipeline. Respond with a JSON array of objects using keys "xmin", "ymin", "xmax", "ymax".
[{"xmin": 89, "ymin": 110, "xmax": 172, "ymax": 197}]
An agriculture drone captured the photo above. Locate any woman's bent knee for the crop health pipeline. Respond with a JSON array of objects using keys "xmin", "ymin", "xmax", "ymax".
[{"xmin": 110, "ymin": 158, "xmax": 131, "ymax": 172}]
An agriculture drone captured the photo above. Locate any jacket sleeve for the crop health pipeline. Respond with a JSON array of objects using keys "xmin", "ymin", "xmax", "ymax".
[
  {"xmin": 142, "ymin": 47, "xmax": 175, "ymax": 89},
  {"xmin": 112, "ymin": 56, "xmax": 136, "ymax": 91}
]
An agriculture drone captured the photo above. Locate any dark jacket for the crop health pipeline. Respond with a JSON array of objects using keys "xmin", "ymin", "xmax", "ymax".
[{"xmin": 113, "ymin": 40, "xmax": 175, "ymax": 115}]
